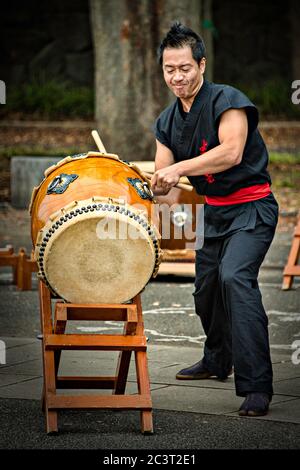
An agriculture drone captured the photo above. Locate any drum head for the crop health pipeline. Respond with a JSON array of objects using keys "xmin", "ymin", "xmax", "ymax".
[{"xmin": 40, "ymin": 206, "xmax": 158, "ymax": 304}]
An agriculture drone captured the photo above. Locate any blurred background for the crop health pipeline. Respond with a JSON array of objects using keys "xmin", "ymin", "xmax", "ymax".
[
  {"xmin": 0, "ymin": 0, "xmax": 299, "ymax": 218},
  {"xmin": 0, "ymin": 3, "xmax": 300, "ymax": 446}
]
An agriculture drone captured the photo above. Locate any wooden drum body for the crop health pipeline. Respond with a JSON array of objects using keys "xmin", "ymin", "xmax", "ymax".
[{"xmin": 30, "ymin": 152, "xmax": 161, "ymax": 304}]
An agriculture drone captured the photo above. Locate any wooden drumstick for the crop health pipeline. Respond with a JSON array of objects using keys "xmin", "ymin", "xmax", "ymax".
[
  {"xmin": 91, "ymin": 130, "xmax": 192, "ymax": 192},
  {"xmin": 143, "ymin": 171, "xmax": 193, "ymax": 192},
  {"xmin": 91, "ymin": 130, "xmax": 107, "ymax": 153}
]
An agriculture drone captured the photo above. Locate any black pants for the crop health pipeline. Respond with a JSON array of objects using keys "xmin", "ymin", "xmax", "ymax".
[{"xmin": 193, "ymin": 216, "xmax": 277, "ymax": 397}]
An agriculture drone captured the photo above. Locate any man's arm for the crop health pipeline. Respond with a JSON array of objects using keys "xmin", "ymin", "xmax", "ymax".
[
  {"xmin": 151, "ymin": 108, "xmax": 248, "ymax": 188},
  {"xmin": 151, "ymin": 139, "xmax": 176, "ymax": 195}
]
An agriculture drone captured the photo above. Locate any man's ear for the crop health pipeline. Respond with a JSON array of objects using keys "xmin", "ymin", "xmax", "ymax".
[{"xmin": 199, "ymin": 58, "xmax": 206, "ymax": 74}]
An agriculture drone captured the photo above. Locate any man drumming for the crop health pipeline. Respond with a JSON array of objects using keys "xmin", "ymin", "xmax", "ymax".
[{"xmin": 151, "ymin": 22, "xmax": 278, "ymax": 416}]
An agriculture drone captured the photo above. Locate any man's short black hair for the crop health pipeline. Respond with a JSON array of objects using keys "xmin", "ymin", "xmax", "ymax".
[{"xmin": 158, "ymin": 21, "xmax": 206, "ymax": 66}]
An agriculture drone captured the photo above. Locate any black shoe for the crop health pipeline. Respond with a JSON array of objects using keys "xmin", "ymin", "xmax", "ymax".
[
  {"xmin": 176, "ymin": 359, "xmax": 233, "ymax": 380},
  {"xmin": 238, "ymin": 392, "xmax": 270, "ymax": 417}
]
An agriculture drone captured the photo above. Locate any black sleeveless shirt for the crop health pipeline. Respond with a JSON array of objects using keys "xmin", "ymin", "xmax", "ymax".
[
  {"xmin": 154, "ymin": 79, "xmax": 271, "ymax": 196},
  {"xmin": 154, "ymin": 80, "xmax": 278, "ymax": 238}
]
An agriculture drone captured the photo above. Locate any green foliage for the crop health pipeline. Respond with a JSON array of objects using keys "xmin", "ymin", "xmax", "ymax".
[
  {"xmin": 268, "ymin": 153, "xmax": 300, "ymax": 190},
  {"xmin": 269, "ymin": 152, "xmax": 300, "ymax": 164},
  {"xmin": 2, "ymin": 76, "xmax": 299, "ymax": 120},
  {"xmin": 1, "ymin": 79, "xmax": 94, "ymax": 119}
]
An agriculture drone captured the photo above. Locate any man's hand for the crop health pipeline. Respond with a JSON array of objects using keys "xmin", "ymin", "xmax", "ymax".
[
  {"xmin": 151, "ymin": 164, "xmax": 181, "ymax": 195},
  {"xmin": 152, "ymin": 139, "xmax": 177, "ymax": 195}
]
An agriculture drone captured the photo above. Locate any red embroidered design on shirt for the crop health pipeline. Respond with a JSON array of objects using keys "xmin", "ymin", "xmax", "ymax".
[
  {"xmin": 199, "ymin": 139, "xmax": 208, "ymax": 154},
  {"xmin": 199, "ymin": 139, "xmax": 215, "ymax": 183}
]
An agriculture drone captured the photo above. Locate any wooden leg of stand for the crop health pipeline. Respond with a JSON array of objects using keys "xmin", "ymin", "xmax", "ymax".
[
  {"xmin": 114, "ymin": 351, "xmax": 132, "ymax": 395},
  {"xmin": 17, "ymin": 249, "xmax": 26, "ymax": 290},
  {"xmin": 114, "ymin": 304, "xmax": 137, "ymax": 394},
  {"xmin": 282, "ymin": 237, "xmax": 300, "ymax": 290},
  {"xmin": 39, "ymin": 282, "xmax": 47, "ymax": 412},
  {"xmin": 135, "ymin": 351, "xmax": 153, "ymax": 434},
  {"xmin": 44, "ymin": 349, "xmax": 58, "ymax": 434},
  {"xmin": 12, "ymin": 259, "xmax": 18, "ymax": 285},
  {"xmin": 54, "ymin": 303, "xmax": 67, "ymax": 378},
  {"xmin": 282, "ymin": 274, "xmax": 294, "ymax": 290},
  {"xmin": 134, "ymin": 294, "xmax": 153, "ymax": 434},
  {"xmin": 39, "ymin": 281, "xmax": 58, "ymax": 433}
]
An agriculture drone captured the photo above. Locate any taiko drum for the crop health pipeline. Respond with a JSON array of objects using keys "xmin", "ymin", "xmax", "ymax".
[{"xmin": 30, "ymin": 152, "xmax": 162, "ymax": 303}]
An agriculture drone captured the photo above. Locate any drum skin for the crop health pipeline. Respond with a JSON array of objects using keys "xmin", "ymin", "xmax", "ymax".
[{"xmin": 30, "ymin": 153, "xmax": 161, "ymax": 303}]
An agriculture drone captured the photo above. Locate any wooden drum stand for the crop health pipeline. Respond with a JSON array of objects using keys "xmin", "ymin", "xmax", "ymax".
[{"xmin": 38, "ymin": 281, "xmax": 153, "ymax": 434}]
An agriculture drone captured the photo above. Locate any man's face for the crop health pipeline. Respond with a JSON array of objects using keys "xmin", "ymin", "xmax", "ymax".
[{"xmin": 162, "ymin": 46, "xmax": 205, "ymax": 100}]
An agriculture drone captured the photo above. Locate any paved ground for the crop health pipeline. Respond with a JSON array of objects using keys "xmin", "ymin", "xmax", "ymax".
[{"xmin": 0, "ymin": 205, "xmax": 300, "ymax": 451}]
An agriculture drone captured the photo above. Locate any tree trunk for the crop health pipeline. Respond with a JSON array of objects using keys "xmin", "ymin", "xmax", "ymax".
[
  {"xmin": 201, "ymin": 0, "xmax": 213, "ymax": 81},
  {"xmin": 90, "ymin": 0, "xmax": 204, "ymax": 161}
]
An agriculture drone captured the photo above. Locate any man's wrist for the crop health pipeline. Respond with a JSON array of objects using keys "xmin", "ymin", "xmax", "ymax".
[
  {"xmin": 175, "ymin": 157, "xmax": 206, "ymax": 177},
  {"xmin": 175, "ymin": 161, "xmax": 186, "ymax": 177}
]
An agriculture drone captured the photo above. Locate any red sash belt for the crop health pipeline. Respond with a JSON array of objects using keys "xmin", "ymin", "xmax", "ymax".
[{"xmin": 205, "ymin": 183, "xmax": 271, "ymax": 206}]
